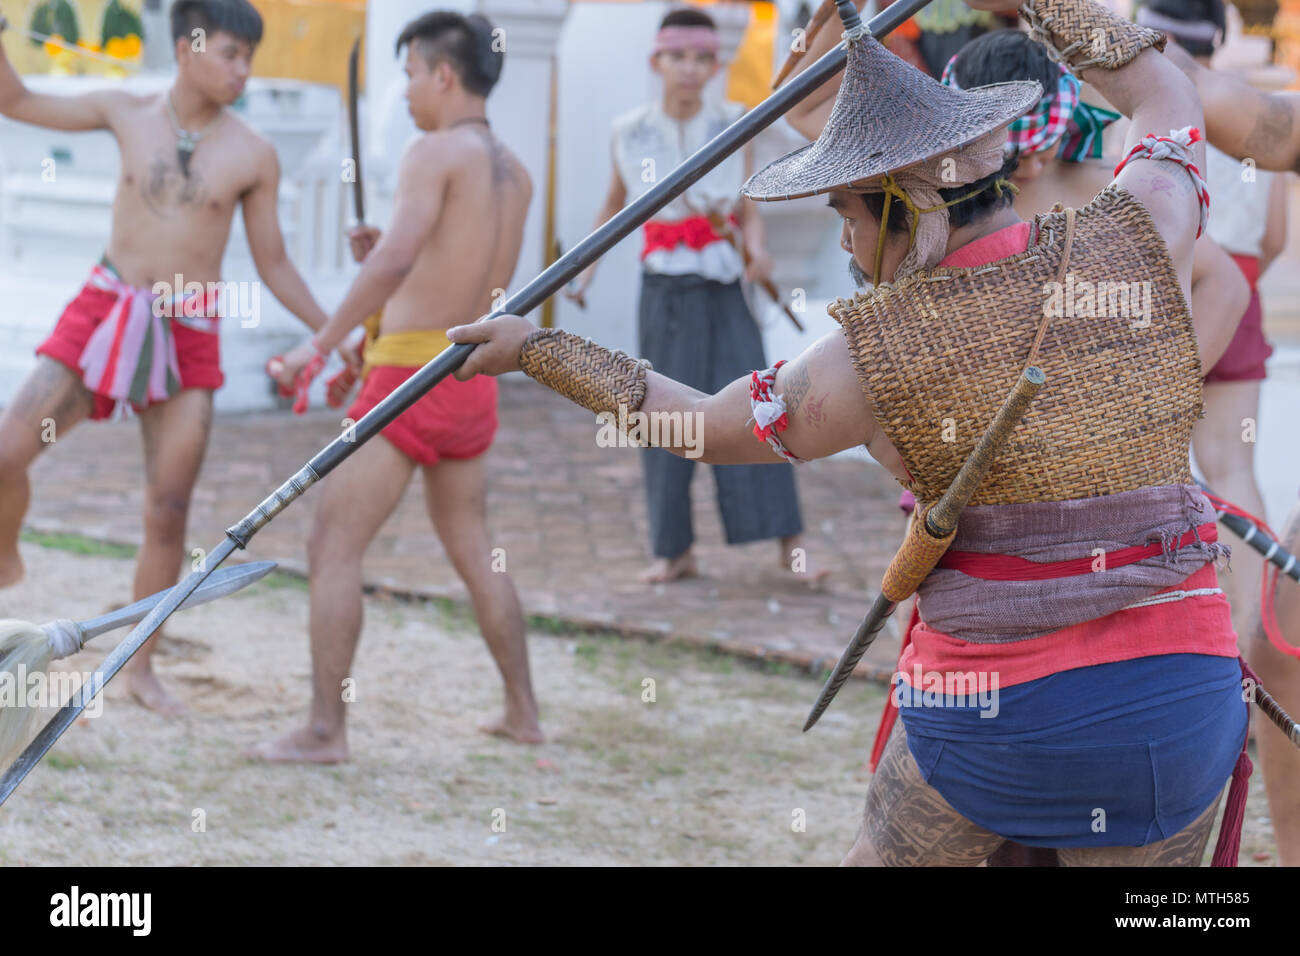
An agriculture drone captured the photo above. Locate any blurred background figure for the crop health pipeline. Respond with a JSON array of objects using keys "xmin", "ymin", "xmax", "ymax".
[{"xmin": 566, "ymin": 6, "xmax": 820, "ymax": 588}]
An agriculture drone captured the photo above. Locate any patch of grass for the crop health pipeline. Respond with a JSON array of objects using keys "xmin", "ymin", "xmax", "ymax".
[
  {"xmin": 22, "ymin": 530, "xmax": 136, "ymax": 560},
  {"xmin": 43, "ymin": 752, "xmax": 83, "ymax": 771},
  {"xmin": 241, "ymin": 573, "xmax": 310, "ymax": 596},
  {"xmin": 528, "ymin": 614, "xmax": 576, "ymax": 635},
  {"xmin": 572, "ymin": 641, "xmax": 600, "ymax": 668}
]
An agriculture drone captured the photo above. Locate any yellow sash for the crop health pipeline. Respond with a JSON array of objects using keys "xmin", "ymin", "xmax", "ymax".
[{"xmin": 360, "ymin": 313, "xmax": 452, "ymax": 379}]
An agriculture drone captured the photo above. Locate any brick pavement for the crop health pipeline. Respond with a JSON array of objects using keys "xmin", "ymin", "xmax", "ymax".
[{"xmin": 24, "ymin": 376, "xmax": 910, "ymax": 680}]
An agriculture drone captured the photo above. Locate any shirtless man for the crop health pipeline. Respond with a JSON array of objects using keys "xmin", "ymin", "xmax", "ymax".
[
  {"xmin": 249, "ymin": 10, "xmax": 541, "ymax": 763},
  {"xmin": 0, "ymin": 0, "xmax": 332, "ymax": 714}
]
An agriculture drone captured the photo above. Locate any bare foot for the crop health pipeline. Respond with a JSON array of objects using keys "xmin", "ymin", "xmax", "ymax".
[
  {"xmin": 777, "ymin": 564, "xmax": 832, "ymax": 592},
  {"xmin": 244, "ymin": 726, "xmax": 348, "ymax": 764},
  {"xmin": 126, "ymin": 668, "xmax": 186, "ymax": 716},
  {"xmin": 637, "ymin": 552, "xmax": 698, "ymax": 584},
  {"xmin": 478, "ymin": 717, "xmax": 545, "ymax": 745},
  {"xmin": 0, "ymin": 548, "xmax": 24, "ymax": 589}
]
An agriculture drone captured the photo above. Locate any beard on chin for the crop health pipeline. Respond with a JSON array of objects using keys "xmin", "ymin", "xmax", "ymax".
[{"xmin": 848, "ymin": 257, "xmax": 871, "ymax": 289}]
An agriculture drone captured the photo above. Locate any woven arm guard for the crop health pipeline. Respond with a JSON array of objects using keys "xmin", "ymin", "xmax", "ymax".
[
  {"xmin": 518, "ymin": 327, "xmax": 652, "ymax": 417},
  {"xmin": 1020, "ymin": 0, "xmax": 1165, "ymax": 73}
]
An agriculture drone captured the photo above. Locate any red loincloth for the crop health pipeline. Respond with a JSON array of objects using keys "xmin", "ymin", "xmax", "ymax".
[
  {"xmin": 346, "ymin": 365, "xmax": 498, "ymax": 466},
  {"xmin": 36, "ymin": 269, "xmax": 223, "ymax": 420}
]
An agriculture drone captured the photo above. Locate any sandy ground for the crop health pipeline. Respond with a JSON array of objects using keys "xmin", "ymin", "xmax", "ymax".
[{"xmin": 0, "ymin": 539, "xmax": 1281, "ymax": 866}]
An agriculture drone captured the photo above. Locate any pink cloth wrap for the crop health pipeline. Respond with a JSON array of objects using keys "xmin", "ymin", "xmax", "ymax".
[
  {"xmin": 652, "ymin": 25, "xmax": 720, "ymax": 56},
  {"xmin": 76, "ymin": 264, "xmax": 219, "ymax": 411},
  {"xmin": 916, "ymin": 484, "xmax": 1230, "ymax": 642}
]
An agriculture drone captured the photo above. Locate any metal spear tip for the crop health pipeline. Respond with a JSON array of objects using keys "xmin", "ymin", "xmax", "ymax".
[{"xmin": 69, "ymin": 561, "xmax": 279, "ymax": 645}]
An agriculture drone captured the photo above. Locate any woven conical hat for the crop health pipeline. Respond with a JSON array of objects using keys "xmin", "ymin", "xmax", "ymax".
[{"xmin": 744, "ymin": 35, "xmax": 1041, "ymax": 201}]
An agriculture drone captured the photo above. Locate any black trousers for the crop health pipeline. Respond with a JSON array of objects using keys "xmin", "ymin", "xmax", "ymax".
[{"xmin": 637, "ymin": 271, "xmax": 803, "ymax": 559}]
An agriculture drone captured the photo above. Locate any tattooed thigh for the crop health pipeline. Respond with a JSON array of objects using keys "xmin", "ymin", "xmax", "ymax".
[
  {"xmin": 1057, "ymin": 790, "xmax": 1223, "ymax": 867},
  {"xmin": 3, "ymin": 357, "xmax": 93, "ymax": 439},
  {"xmin": 858, "ymin": 724, "xmax": 1006, "ymax": 866}
]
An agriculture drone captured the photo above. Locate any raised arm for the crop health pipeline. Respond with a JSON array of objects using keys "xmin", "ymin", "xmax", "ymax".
[
  {"xmin": 445, "ymin": 319, "xmax": 875, "ymax": 466},
  {"xmin": 781, "ymin": 0, "xmax": 867, "ymax": 141},
  {"xmin": 1164, "ymin": 41, "xmax": 1300, "ymax": 175},
  {"xmin": 973, "ymin": 0, "xmax": 1205, "ymax": 275},
  {"xmin": 242, "ymin": 138, "xmax": 330, "ymax": 332},
  {"xmin": 311, "ymin": 133, "xmax": 450, "ymax": 353},
  {"xmin": 0, "ymin": 23, "xmax": 119, "ymax": 131}
]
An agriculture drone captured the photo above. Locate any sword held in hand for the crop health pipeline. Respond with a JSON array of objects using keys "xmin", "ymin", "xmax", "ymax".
[{"xmin": 803, "ymin": 366, "xmax": 1046, "ymax": 731}]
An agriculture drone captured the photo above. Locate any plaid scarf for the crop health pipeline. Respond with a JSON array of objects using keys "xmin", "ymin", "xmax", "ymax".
[{"xmin": 940, "ymin": 56, "xmax": 1119, "ymax": 162}]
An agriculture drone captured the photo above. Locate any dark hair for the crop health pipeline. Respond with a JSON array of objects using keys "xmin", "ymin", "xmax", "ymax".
[
  {"xmin": 949, "ymin": 29, "xmax": 1058, "ymax": 93},
  {"xmin": 659, "ymin": 7, "xmax": 717, "ymax": 31},
  {"xmin": 171, "ymin": 0, "xmax": 263, "ymax": 47},
  {"xmin": 862, "ymin": 154, "xmax": 1021, "ymax": 235},
  {"xmin": 1141, "ymin": 0, "xmax": 1226, "ymax": 56},
  {"xmin": 396, "ymin": 11, "xmax": 503, "ymax": 97}
]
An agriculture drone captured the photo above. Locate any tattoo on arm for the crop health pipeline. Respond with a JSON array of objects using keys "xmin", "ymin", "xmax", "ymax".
[
  {"xmin": 1242, "ymin": 96, "xmax": 1295, "ymax": 170},
  {"xmin": 804, "ymin": 393, "xmax": 828, "ymax": 428},
  {"xmin": 782, "ymin": 363, "xmax": 811, "ymax": 416}
]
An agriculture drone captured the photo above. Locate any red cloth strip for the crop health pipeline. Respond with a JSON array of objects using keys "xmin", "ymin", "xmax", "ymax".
[
  {"xmin": 1229, "ymin": 253, "xmax": 1260, "ymax": 288},
  {"xmin": 640, "ymin": 214, "xmax": 733, "ymax": 259},
  {"xmin": 937, "ymin": 524, "xmax": 1218, "ymax": 581},
  {"xmin": 1211, "ymin": 656, "xmax": 1256, "ymax": 867}
]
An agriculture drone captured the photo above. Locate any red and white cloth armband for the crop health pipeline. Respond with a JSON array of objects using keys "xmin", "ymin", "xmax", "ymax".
[
  {"xmin": 749, "ymin": 360, "xmax": 809, "ymax": 464},
  {"xmin": 1113, "ymin": 125, "xmax": 1210, "ymax": 238}
]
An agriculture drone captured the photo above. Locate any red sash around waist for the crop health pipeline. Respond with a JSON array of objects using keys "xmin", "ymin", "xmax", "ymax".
[
  {"xmin": 641, "ymin": 214, "xmax": 735, "ymax": 259},
  {"xmin": 937, "ymin": 523, "xmax": 1219, "ymax": 581}
]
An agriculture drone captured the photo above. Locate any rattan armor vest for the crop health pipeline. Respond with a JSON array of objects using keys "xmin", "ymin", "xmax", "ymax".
[{"xmin": 831, "ymin": 184, "xmax": 1201, "ymax": 506}]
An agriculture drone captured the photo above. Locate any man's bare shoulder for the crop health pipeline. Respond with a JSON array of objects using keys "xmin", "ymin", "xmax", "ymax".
[
  {"xmin": 408, "ymin": 127, "xmax": 532, "ymax": 191},
  {"xmin": 218, "ymin": 110, "xmax": 275, "ymax": 155},
  {"xmin": 95, "ymin": 88, "xmax": 163, "ymax": 124},
  {"xmin": 212, "ymin": 114, "xmax": 281, "ymax": 192},
  {"xmin": 400, "ymin": 128, "xmax": 460, "ymax": 173}
]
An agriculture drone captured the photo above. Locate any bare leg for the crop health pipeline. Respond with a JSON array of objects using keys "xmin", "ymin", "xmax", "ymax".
[
  {"xmin": 1248, "ymin": 501, "xmax": 1300, "ymax": 865},
  {"xmin": 0, "ymin": 358, "xmax": 93, "ymax": 587},
  {"xmin": 1192, "ymin": 381, "xmax": 1267, "ymax": 640},
  {"xmin": 1057, "ymin": 792, "xmax": 1223, "ymax": 866},
  {"xmin": 245, "ymin": 436, "xmax": 415, "ymax": 763},
  {"xmin": 841, "ymin": 724, "xmax": 1005, "ymax": 866},
  {"xmin": 126, "ymin": 388, "xmax": 214, "ymax": 715},
  {"xmin": 423, "ymin": 454, "xmax": 542, "ymax": 744}
]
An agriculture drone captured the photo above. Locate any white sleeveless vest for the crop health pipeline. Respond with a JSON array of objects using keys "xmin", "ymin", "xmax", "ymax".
[{"xmin": 611, "ymin": 99, "xmax": 747, "ymax": 282}]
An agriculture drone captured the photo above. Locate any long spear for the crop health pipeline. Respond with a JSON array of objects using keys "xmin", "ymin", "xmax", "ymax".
[{"xmin": 0, "ymin": 0, "xmax": 937, "ymax": 804}]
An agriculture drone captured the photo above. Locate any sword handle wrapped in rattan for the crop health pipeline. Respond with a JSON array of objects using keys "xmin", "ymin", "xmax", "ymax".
[
  {"xmin": 928, "ymin": 367, "xmax": 1045, "ymax": 536},
  {"xmin": 1019, "ymin": 0, "xmax": 1165, "ymax": 73},
  {"xmin": 804, "ymin": 367, "xmax": 1046, "ymax": 731},
  {"xmin": 880, "ymin": 367, "xmax": 1045, "ymax": 603}
]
